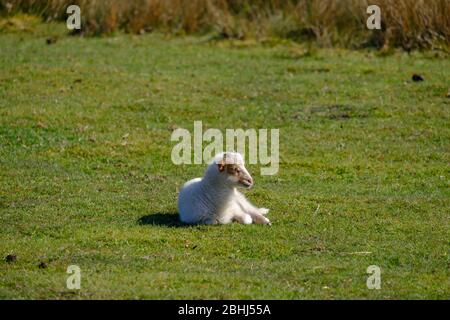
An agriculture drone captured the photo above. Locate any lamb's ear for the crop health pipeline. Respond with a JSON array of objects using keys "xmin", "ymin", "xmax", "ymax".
[{"xmin": 217, "ymin": 153, "xmax": 227, "ymax": 172}]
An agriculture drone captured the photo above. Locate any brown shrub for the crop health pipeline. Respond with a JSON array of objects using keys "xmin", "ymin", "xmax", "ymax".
[{"xmin": 1, "ymin": 0, "xmax": 449, "ymax": 49}]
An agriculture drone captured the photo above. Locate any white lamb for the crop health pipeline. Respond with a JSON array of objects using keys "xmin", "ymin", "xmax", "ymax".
[{"xmin": 178, "ymin": 152, "xmax": 271, "ymax": 225}]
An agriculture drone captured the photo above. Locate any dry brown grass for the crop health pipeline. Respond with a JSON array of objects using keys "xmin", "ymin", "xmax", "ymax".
[{"xmin": 1, "ymin": 0, "xmax": 449, "ymax": 49}]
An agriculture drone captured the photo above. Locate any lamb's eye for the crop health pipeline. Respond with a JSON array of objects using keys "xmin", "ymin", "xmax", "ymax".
[{"xmin": 236, "ymin": 168, "xmax": 240, "ymax": 173}]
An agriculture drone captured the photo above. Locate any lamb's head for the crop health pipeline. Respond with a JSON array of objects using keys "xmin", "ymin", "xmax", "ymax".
[{"xmin": 209, "ymin": 152, "xmax": 253, "ymax": 189}]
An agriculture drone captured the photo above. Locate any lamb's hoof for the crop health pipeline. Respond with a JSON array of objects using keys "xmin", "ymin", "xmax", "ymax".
[{"xmin": 259, "ymin": 208, "xmax": 270, "ymax": 215}]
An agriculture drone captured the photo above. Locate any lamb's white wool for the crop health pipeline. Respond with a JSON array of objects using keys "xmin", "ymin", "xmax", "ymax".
[{"xmin": 178, "ymin": 152, "xmax": 271, "ymax": 225}]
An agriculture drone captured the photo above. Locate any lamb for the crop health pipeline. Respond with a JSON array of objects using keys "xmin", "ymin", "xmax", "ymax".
[{"xmin": 178, "ymin": 152, "xmax": 271, "ymax": 225}]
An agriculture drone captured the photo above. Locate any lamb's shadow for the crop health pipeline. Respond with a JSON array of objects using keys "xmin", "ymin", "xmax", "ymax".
[{"xmin": 138, "ymin": 212, "xmax": 188, "ymax": 228}]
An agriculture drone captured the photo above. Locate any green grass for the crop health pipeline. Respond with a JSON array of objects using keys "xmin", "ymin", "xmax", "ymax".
[{"xmin": 0, "ymin": 20, "xmax": 449, "ymax": 299}]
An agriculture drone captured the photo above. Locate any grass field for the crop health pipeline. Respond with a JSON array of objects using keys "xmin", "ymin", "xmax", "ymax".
[{"xmin": 0, "ymin": 20, "xmax": 449, "ymax": 299}]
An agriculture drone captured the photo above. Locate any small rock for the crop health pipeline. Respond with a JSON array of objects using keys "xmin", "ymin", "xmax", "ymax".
[
  {"xmin": 46, "ymin": 37, "xmax": 57, "ymax": 45},
  {"xmin": 5, "ymin": 254, "xmax": 17, "ymax": 263},
  {"xmin": 412, "ymin": 74, "xmax": 424, "ymax": 82}
]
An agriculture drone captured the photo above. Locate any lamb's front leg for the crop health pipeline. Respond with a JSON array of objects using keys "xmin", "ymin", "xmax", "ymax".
[
  {"xmin": 222, "ymin": 202, "xmax": 253, "ymax": 225},
  {"xmin": 235, "ymin": 191, "xmax": 271, "ymax": 225},
  {"xmin": 233, "ymin": 213, "xmax": 253, "ymax": 225},
  {"xmin": 249, "ymin": 211, "xmax": 271, "ymax": 225}
]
